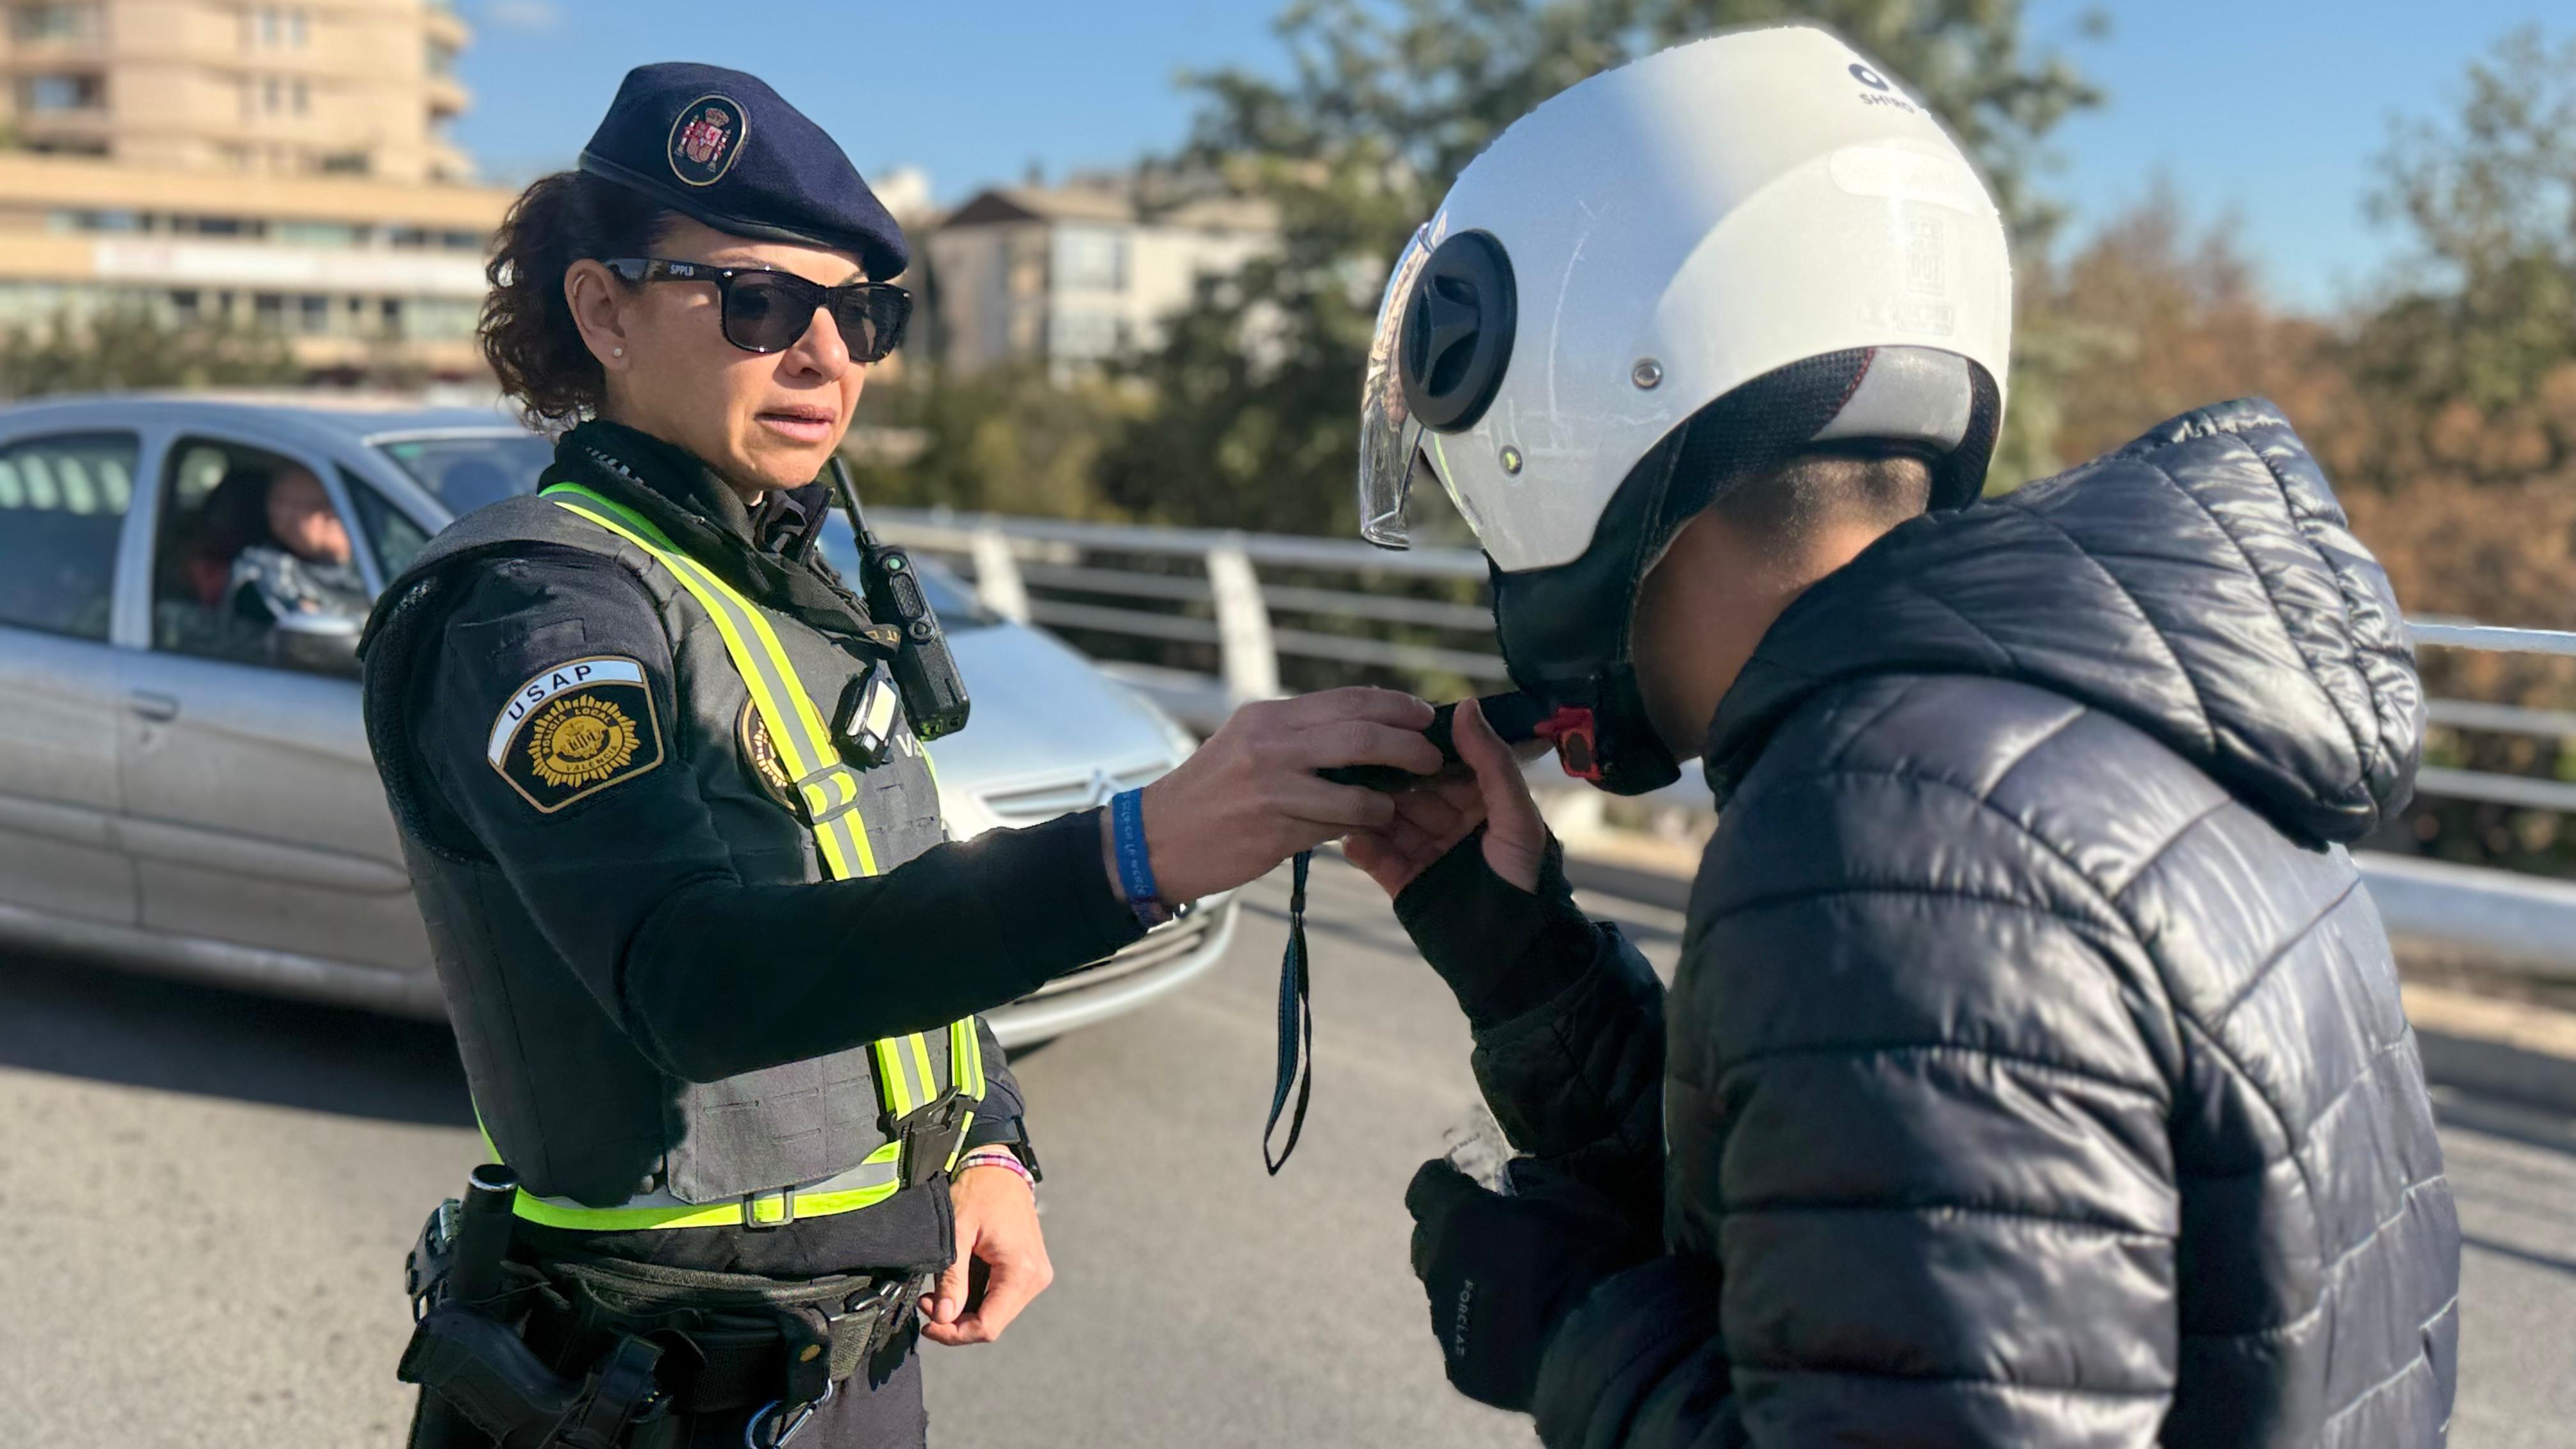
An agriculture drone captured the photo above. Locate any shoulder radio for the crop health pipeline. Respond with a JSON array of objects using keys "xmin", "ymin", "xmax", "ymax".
[{"xmin": 829, "ymin": 457, "xmax": 971, "ymax": 741}]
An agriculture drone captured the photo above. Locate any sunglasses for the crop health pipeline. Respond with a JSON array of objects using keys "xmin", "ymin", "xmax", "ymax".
[{"xmin": 602, "ymin": 257, "xmax": 912, "ymax": 361}]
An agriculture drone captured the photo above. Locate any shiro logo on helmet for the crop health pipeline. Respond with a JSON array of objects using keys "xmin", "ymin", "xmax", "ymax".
[
  {"xmin": 666, "ymin": 94, "xmax": 746, "ymax": 187},
  {"xmin": 1849, "ymin": 61, "xmax": 1920, "ymax": 113}
]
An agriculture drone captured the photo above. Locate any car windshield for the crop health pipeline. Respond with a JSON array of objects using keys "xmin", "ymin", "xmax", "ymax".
[
  {"xmin": 371, "ymin": 432, "xmax": 994, "ymax": 630},
  {"xmin": 374, "ymin": 434, "xmax": 556, "ymax": 515}
]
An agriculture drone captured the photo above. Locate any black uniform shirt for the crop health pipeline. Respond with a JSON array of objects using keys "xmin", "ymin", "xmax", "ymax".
[{"xmin": 405, "ymin": 422, "xmax": 1142, "ymax": 1275}]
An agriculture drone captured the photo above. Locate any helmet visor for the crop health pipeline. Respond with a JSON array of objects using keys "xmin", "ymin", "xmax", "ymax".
[{"xmin": 1356, "ymin": 224, "xmax": 1437, "ymax": 549}]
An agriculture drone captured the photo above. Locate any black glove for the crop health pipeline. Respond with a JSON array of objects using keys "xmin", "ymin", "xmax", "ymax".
[
  {"xmin": 1395, "ymin": 829, "xmax": 1601, "ymax": 1029},
  {"xmin": 1405, "ymin": 1157, "xmax": 1655, "ymax": 1411}
]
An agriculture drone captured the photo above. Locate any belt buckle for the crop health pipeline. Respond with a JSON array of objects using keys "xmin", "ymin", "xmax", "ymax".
[
  {"xmin": 792, "ymin": 763, "xmax": 865, "ymax": 827},
  {"xmin": 742, "ymin": 1184, "xmax": 798, "ymax": 1230},
  {"xmin": 898, "ymin": 1095, "xmax": 969, "ymax": 1189}
]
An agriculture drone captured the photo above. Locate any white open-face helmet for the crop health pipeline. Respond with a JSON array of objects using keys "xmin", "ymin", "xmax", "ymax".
[{"xmin": 1358, "ymin": 25, "xmax": 2012, "ymax": 793}]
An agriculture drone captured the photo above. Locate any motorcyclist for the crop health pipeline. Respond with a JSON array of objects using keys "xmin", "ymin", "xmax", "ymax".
[{"xmin": 1345, "ymin": 27, "xmax": 2461, "ymax": 1446}]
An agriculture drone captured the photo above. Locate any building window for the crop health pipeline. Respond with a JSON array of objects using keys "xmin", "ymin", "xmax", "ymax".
[
  {"xmin": 292, "ymin": 78, "xmax": 309, "ymax": 115},
  {"xmin": 24, "ymin": 73, "xmax": 103, "ymax": 112},
  {"xmin": 171, "ymin": 215, "xmax": 258, "ymax": 238},
  {"xmin": 12, "ymin": 4, "xmax": 94, "ymax": 42},
  {"xmin": 273, "ymin": 222, "xmax": 358, "ymax": 248},
  {"xmin": 1052, "ymin": 226, "xmax": 1130, "ymax": 293},
  {"xmin": 296, "ymin": 295, "xmax": 330, "ymax": 334},
  {"xmin": 257, "ymin": 6, "xmax": 279, "ymax": 46},
  {"xmin": 1047, "ymin": 310, "xmax": 1125, "ymax": 364},
  {"xmin": 46, "ymin": 208, "xmax": 140, "ymax": 233},
  {"xmin": 288, "ymin": 6, "xmax": 306, "ymax": 47},
  {"xmin": 410, "ymin": 297, "xmax": 477, "ymax": 340},
  {"xmin": 426, "ymin": 38, "xmax": 456, "ymax": 77}
]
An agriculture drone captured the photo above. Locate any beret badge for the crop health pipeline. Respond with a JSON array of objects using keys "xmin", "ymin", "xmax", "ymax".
[{"xmin": 666, "ymin": 93, "xmax": 746, "ymax": 187}]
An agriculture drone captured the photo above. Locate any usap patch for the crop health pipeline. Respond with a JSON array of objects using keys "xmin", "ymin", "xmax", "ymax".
[{"xmin": 487, "ymin": 656, "xmax": 664, "ymax": 813}]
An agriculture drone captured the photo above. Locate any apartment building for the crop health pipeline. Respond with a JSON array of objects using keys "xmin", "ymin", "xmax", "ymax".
[
  {"xmin": 1, "ymin": 0, "xmax": 472, "ymax": 180},
  {"xmin": 0, "ymin": 0, "xmax": 508, "ymax": 378},
  {"xmin": 928, "ymin": 181, "xmax": 1275, "ymax": 378}
]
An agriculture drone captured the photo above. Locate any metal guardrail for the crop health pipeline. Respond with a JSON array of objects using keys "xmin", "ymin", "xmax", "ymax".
[
  {"xmin": 883, "ymin": 507, "xmax": 2576, "ymax": 794},
  {"xmin": 880, "ymin": 507, "xmax": 2576, "ymax": 970}
]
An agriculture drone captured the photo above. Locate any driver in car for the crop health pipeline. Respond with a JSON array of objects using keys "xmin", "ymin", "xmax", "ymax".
[{"xmin": 229, "ymin": 465, "xmax": 370, "ymax": 627}]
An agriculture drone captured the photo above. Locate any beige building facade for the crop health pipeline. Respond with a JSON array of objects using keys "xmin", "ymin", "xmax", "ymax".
[
  {"xmin": 0, "ymin": 0, "xmax": 472, "ymax": 180},
  {"xmin": 0, "ymin": 0, "xmax": 505, "ymax": 377},
  {"xmin": 928, "ymin": 183, "xmax": 1274, "ymax": 379}
]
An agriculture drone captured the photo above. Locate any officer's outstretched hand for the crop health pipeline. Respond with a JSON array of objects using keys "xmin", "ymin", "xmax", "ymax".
[
  {"xmin": 922, "ymin": 1160, "xmax": 1049, "ymax": 1347},
  {"xmin": 1123, "ymin": 687, "xmax": 1445, "ymax": 902},
  {"xmin": 1345, "ymin": 697, "xmax": 1548, "ymax": 898}
]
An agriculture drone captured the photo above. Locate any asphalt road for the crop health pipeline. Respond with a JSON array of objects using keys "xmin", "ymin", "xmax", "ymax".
[{"xmin": 0, "ymin": 856, "xmax": 2571, "ymax": 1446}]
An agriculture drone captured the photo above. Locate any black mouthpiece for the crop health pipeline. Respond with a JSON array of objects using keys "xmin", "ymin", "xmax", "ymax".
[{"xmin": 1318, "ymin": 691, "xmax": 1547, "ymax": 792}]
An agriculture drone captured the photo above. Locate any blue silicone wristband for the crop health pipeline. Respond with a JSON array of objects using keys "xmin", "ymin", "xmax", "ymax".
[{"xmin": 1110, "ymin": 788, "xmax": 1163, "ymax": 914}]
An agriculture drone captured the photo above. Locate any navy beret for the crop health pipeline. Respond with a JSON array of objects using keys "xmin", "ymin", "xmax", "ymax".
[{"xmin": 576, "ymin": 62, "xmax": 908, "ymax": 281}]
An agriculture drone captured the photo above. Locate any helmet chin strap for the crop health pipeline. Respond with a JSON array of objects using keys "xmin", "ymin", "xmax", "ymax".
[
  {"xmin": 1519, "ymin": 666, "xmax": 1683, "ymax": 796},
  {"xmin": 1489, "ymin": 430, "xmax": 1692, "ymax": 797}
]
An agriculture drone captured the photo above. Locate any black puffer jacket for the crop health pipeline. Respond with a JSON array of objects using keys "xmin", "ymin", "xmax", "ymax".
[{"xmin": 1407, "ymin": 400, "xmax": 2461, "ymax": 1446}]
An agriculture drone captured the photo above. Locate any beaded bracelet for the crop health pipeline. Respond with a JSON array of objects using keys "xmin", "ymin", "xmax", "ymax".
[{"xmin": 956, "ymin": 1146, "xmax": 1036, "ymax": 1191}]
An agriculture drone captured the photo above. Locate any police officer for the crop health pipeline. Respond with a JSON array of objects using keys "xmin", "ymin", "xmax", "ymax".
[{"xmin": 360, "ymin": 63, "xmax": 1442, "ymax": 1448}]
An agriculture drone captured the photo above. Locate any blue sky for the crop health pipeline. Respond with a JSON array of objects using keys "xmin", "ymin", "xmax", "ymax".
[{"xmin": 452, "ymin": 1, "xmax": 2565, "ymax": 313}]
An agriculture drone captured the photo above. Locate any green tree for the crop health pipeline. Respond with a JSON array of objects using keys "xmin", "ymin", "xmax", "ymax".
[
  {"xmin": 845, "ymin": 363, "xmax": 1137, "ymax": 518},
  {"xmin": 1100, "ymin": 0, "xmax": 2099, "ymax": 536},
  {"xmin": 2345, "ymin": 25, "xmax": 2576, "ymax": 487},
  {"xmin": 0, "ymin": 300, "xmax": 300, "ymax": 397}
]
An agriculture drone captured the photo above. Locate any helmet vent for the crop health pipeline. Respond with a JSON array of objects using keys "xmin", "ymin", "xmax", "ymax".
[{"xmin": 1399, "ymin": 231, "xmax": 1517, "ymax": 433}]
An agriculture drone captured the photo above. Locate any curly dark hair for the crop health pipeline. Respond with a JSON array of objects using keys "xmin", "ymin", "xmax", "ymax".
[{"xmin": 480, "ymin": 171, "xmax": 676, "ymax": 430}]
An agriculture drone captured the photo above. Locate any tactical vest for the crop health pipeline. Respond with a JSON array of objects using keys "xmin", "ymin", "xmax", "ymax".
[{"xmin": 362, "ymin": 486, "xmax": 981, "ymax": 1232}]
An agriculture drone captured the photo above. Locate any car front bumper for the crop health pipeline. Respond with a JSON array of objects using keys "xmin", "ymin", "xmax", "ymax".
[{"xmin": 983, "ymin": 890, "xmax": 1239, "ymax": 1048}]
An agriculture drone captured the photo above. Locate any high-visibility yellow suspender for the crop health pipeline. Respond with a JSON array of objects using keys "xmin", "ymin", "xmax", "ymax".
[{"xmin": 482, "ymin": 482, "xmax": 983, "ymax": 1232}]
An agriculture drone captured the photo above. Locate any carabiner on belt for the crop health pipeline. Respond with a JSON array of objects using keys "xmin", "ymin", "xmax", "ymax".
[{"xmin": 744, "ymin": 1379, "xmax": 835, "ymax": 1448}]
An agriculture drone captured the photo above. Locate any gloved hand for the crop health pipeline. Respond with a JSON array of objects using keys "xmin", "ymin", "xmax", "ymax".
[{"xmin": 1405, "ymin": 1157, "xmax": 1655, "ymax": 1411}]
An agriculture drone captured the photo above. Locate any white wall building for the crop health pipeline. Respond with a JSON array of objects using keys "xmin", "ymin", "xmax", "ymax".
[{"xmin": 926, "ymin": 183, "xmax": 1273, "ymax": 379}]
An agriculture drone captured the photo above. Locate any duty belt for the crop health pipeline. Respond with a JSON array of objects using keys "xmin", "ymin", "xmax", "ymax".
[{"xmin": 463, "ymin": 483, "xmax": 988, "ymax": 1234}]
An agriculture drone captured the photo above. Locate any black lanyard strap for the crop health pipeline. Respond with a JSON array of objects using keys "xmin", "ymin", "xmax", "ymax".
[{"xmin": 1263, "ymin": 850, "xmax": 1316, "ymax": 1174}]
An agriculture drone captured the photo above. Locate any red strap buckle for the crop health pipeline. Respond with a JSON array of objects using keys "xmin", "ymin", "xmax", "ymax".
[{"xmin": 1533, "ymin": 707, "xmax": 1600, "ymax": 782}]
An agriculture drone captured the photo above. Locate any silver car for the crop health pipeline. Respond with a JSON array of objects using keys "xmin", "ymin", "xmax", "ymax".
[{"xmin": 0, "ymin": 394, "xmax": 1234, "ymax": 1045}]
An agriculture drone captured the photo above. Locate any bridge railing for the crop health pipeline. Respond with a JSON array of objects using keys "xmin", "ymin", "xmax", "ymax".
[{"xmin": 879, "ymin": 508, "xmax": 2576, "ymax": 975}]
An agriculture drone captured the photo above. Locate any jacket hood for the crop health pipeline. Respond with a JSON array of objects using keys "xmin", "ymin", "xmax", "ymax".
[{"xmin": 1705, "ymin": 399, "xmax": 2424, "ymax": 846}]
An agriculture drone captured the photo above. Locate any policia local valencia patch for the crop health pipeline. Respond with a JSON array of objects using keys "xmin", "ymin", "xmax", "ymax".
[{"xmin": 487, "ymin": 656, "xmax": 664, "ymax": 812}]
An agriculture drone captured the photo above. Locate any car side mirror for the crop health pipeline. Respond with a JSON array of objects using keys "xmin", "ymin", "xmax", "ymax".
[{"xmin": 269, "ymin": 606, "xmax": 364, "ymax": 678}]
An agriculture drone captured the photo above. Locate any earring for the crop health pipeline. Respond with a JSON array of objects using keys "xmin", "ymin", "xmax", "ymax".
[{"xmin": 611, "ymin": 346, "xmax": 624, "ymax": 358}]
